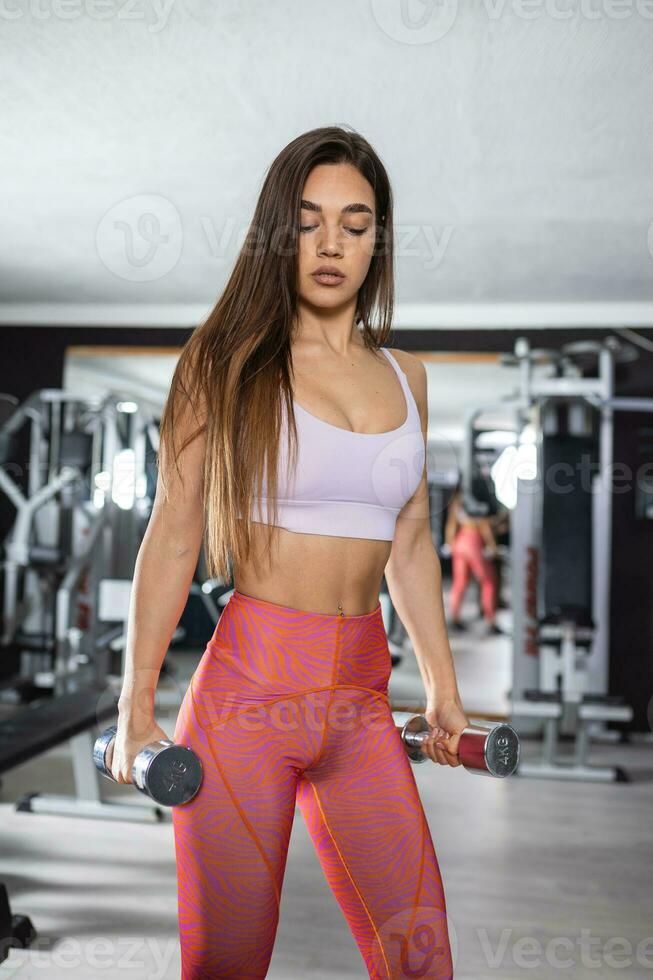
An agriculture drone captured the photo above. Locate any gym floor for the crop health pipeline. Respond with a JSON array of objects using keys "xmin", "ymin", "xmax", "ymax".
[{"xmin": 1, "ymin": 582, "xmax": 651, "ymax": 979}]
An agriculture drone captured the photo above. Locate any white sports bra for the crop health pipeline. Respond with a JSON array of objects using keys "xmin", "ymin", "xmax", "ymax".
[{"xmin": 245, "ymin": 348, "xmax": 426, "ymax": 541}]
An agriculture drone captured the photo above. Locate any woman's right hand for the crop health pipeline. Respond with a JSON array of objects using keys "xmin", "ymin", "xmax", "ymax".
[{"xmin": 107, "ymin": 714, "xmax": 171, "ymax": 784}]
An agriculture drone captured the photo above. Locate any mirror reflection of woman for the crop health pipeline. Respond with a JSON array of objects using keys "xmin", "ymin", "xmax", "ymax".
[
  {"xmin": 114, "ymin": 127, "xmax": 464, "ymax": 979},
  {"xmin": 444, "ymin": 483, "xmax": 501, "ymax": 635}
]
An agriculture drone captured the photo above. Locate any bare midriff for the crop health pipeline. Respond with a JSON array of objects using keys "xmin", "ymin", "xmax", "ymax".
[{"xmin": 232, "ymin": 521, "xmax": 392, "ymax": 618}]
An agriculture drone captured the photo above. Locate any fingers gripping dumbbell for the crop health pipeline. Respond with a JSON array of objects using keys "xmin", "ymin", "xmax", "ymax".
[
  {"xmin": 93, "ymin": 726, "xmax": 203, "ymax": 806},
  {"xmin": 393, "ymin": 712, "xmax": 520, "ymax": 777}
]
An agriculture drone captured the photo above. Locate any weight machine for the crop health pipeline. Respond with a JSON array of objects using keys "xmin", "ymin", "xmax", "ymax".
[
  {"xmin": 463, "ymin": 336, "xmax": 650, "ymax": 782},
  {"xmin": 0, "ymin": 384, "xmax": 199, "ymax": 957}
]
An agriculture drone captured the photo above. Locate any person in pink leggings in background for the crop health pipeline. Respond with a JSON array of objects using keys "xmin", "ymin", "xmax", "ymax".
[{"xmin": 444, "ymin": 483, "xmax": 501, "ymax": 635}]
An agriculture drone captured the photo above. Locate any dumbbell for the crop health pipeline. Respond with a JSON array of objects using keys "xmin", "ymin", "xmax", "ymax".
[
  {"xmin": 393, "ymin": 712, "xmax": 520, "ymax": 777},
  {"xmin": 93, "ymin": 726, "xmax": 203, "ymax": 806}
]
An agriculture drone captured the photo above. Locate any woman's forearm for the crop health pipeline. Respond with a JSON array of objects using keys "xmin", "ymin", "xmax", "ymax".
[
  {"xmin": 385, "ymin": 532, "xmax": 462, "ymax": 706},
  {"xmin": 443, "ymin": 516, "xmax": 457, "ymax": 547},
  {"xmin": 118, "ymin": 520, "xmax": 203, "ymax": 720}
]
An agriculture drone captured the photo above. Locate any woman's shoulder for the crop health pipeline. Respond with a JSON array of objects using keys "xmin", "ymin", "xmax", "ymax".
[
  {"xmin": 386, "ymin": 347, "xmax": 424, "ymax": 378},
  {"xmin": 385, "ymin": 348, "xmax": 427, "ymax": 420}
]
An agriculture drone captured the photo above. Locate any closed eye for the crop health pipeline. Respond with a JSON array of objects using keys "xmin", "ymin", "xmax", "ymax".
[{"xmin": 299, "ymin": 225, "xmax": 368, "ymax": 236}]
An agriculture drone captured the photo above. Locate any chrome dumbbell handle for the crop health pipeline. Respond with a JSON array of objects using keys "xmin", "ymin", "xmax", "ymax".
[
  {"xmin": 93, "ymin": 725, "xmax": 119, "ymax": 774},
  {"xmin": 394, "ymin": 713, "xmax": 432, "ymax": 764},
  {"xmin": 393, "ymin": 712, "xmax": 520, "ymax": 777}
]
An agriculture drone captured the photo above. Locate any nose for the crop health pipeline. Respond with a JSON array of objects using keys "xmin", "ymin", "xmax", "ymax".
[{"xmin": 316, "ymin": 224, "xmax": 344, "ymax": 256}]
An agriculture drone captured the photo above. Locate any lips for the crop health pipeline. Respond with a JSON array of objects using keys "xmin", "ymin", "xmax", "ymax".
[{"xmin": 311, "ymin": 266, "xmax": 346, "ymax": 286}]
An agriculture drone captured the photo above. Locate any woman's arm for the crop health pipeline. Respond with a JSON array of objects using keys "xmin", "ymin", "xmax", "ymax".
[
  {"xmin": 117, "ymin": 484, "xmax": 206, "ymax": 722},
  {"xmin": 443, "ymin": 492, "xmax": 459, "ymax": 548},
  {"xmin": 385, "ymin": 521, "xmax": 462, "ymax": 708},
  {"xmin": 383, "ymin": 352, "xmax": 468, "ymax": 767},
  {"xmin": 113, "ymin": 372, "xmax": 207, "ymax": 777},
  {"xmin": 478, "ymin": 518, "xmax": 497, "ymax": 554}
]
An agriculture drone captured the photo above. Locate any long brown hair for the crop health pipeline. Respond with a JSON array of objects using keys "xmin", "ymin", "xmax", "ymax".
[{"xmin": 157, "ymin": 125, "xmax": 395, "ymax": 582}]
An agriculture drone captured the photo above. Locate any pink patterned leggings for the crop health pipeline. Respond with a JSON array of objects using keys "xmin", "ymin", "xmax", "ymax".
[
  {"xmin": 172, "ymin": 588, "xmax": 453, "ymax": 979},
  {"xmin": 449, "ymin": 526, "xmax": 498, "ymax": 622}
]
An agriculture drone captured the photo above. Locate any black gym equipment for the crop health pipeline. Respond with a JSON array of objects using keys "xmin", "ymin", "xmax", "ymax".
[
  {"xmin": 463, "ymin": 336, "xmax": 651, "ymax": 781},
  {"xmin": 0, "ymin": 682, "xmax": 119, "ymax": 961},
  {"xmin": 0, "ymin": 884, "xmax": 36, "ymax": 964},
  {"xmin": 0, "ymin": 388, "xmax": 175, "ymax": 961}
]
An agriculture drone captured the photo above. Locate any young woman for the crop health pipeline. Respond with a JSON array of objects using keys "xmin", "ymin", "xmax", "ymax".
[
  {"xmin": 112, "ymin": 126, "xmax": 468, "ymax": 979},
  {"xmin": 444, "ymin": 483, "xmax": 500, "ymax": 634}
]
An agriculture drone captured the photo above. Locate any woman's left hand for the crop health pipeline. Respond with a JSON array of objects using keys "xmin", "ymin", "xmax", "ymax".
[{"xmin": 422, "ymin": 698, "xmax": 471, "ymax": 767}]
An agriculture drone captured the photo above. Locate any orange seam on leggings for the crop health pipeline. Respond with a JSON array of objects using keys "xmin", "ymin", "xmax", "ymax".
[
  {"xmin": 305, "ymin": 615, "xmax": 342, "ymax": 771},
  {"xmin": 403, "ymin": 797, "xmax": 427, "ymax": 957},
  {"xmin": 188, "ymin": 675, "xmax": 282, "ymax": 910},
  {"xmin": 309, "ymin": 780, "xmax": 391, "ymax": 980}
]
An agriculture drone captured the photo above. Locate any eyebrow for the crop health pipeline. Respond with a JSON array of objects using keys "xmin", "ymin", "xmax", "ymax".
[{"xmin": 300, "ymin": 199, "xmax": 373, "ymax": 217}]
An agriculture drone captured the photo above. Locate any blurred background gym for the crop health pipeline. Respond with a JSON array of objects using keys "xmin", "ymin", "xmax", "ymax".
[{"xmin": 1, "ymin": 4, "xmax": 652, "ymax": 978}]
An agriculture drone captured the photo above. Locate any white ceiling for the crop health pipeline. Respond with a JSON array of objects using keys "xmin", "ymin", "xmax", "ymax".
[{"xmin": 3, "ymin": 2, "xmax": 653, "ymax": 324}]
